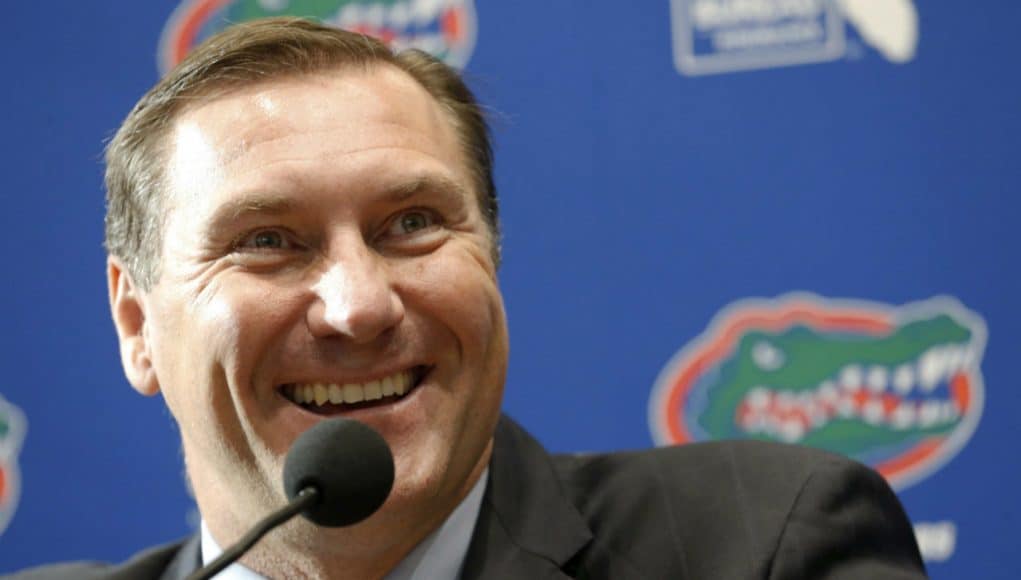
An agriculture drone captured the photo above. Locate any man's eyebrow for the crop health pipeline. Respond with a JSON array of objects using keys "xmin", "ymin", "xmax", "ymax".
[
  {"xmin": 197, "ymin": 174, "xmax": 467, "ymax": 235},
  {"xmin": 202, "ymin": 175, "xmax": 471, "ymax": 233},
  {"xmin": 204, "ymin": 195, "xmax": 298, "ymax": 233},
  {"xmin": 383, "ymin": 174, "xmax": 472, "ymax": 204}
]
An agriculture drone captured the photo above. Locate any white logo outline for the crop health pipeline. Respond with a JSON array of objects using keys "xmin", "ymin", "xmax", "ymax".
[{"xmin": 671, "ymin": 0, "xmax": 918, "ymax": 76}]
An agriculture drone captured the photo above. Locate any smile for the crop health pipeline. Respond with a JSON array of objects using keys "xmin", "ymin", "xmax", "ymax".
[{"xmin": 279, "ymin": 366, "xmax": 429, "ymax": 413}]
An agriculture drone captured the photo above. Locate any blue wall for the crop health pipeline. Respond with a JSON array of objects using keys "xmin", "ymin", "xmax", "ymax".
[{"xmin": 1, "ymin": 2, "xmax": 1018, "ymax": 577}]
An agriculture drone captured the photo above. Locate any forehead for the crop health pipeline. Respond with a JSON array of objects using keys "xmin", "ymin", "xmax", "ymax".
[{"xmin": 163, "ymin": 65, "xmax": 466, "ymax": 208}]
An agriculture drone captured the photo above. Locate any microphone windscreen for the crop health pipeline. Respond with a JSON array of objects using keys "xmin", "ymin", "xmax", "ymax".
[{"xmin": 283, "ymin": 418, "xmax": 395, "ymax": 527}]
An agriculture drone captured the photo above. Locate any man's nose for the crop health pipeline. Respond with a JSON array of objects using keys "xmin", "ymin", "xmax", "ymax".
[{"xmin": 306, "ymin": 249, "xmax": 405, "ymax": 343}]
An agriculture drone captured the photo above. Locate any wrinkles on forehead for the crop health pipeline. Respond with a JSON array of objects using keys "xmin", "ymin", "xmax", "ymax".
[
  {"xmin": 165, "ymin": 66, "xmax": 466, "ymax": 207},
  {"xmin": 157, "ymin": 65, "xmax": 486, "ymax": 274}
]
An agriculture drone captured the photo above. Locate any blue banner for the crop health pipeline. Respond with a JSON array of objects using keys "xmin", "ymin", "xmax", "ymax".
[{"xmin": 1, "ymin": 2, "xmax": 1018, "ymax": 577}]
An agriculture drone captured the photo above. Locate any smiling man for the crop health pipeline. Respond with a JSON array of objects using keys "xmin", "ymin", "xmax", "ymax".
[
  {"xmin": 8, "ymin": 17, "xmax": 927, "ymax": 580},
  {"xmin": 102, "ymin": 18, "xmax": 505, "ymax": 580}
]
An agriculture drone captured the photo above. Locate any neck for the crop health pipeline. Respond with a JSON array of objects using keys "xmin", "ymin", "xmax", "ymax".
[{"xmin": 193, "ymin": 441, "xmax": 493, "ymax": 579}]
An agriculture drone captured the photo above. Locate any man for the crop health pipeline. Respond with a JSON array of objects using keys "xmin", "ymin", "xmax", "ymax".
[{"xmin": 9, "ymin": 18, "xmax": 926, "ymax": 579}]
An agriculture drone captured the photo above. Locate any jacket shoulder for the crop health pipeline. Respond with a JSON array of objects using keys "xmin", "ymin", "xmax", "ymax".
[
  {"xmin": 2, "ymin": 538, "xmax": 190, "ymax": 580},
  {"xmin": 2, "ymin": 563, "xmax": 110, "ymax": 580},
  {"xmin": 551, "ymin": 440, "xmax": 924, "ymax": 579},
  {"xmin": 557, "ymin": 437, "xmax": 858, "ymax": 472},
  {"xmin": 552, "ymin": 438, "xmax": 857, "ymax": 511}
]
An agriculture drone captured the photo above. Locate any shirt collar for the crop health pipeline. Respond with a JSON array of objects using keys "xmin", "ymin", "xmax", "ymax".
[{"xmin": 201, "ymin": 468, "xmax": 489, "ymax": 580}]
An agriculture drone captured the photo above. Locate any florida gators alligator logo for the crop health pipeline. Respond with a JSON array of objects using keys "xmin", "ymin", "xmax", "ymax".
[
  {"xmin": 649, "ymin": 294, "xmax": 986, "ymax": 490},
  {"xmin": 0, "ymin": 394, "xmax": 27, "ymax": 536},
  {"xmin": 159, "ymin": 0, "xmax": 477, "ymax": 73}
]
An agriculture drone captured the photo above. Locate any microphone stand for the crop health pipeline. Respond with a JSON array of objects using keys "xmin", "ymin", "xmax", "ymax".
[{"xmin": 186, "ymin": 487, "xmax": 320, "ymax": 580}]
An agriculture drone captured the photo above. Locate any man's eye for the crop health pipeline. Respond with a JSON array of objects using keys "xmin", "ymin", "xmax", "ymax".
[
  {"xmin": 390, "ymin": 210, "xmax": 437, "ymax": 235},
  {"xmin": 237, "ymin": 229, "xmax": 290, "ymax": 251}
]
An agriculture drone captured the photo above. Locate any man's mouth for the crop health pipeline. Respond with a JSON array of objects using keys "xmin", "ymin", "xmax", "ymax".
[{"xmin": 279, "ymin": 366, "xmax": 429, "ymax": 414}]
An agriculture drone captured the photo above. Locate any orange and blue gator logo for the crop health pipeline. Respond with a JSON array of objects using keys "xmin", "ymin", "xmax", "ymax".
[
  {"xmin": 159, "ymin": 0, "xmax": 478, "ymax": 73},
  {"xmin": 649, "ymin": 293, "xmax": 986, "ymax": 490},
  {"xmin": 0, "ymin": 394, "xmax": 26, "ymax": 536}
]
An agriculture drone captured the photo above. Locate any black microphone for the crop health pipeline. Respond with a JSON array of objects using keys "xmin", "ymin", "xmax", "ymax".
[
  {"xmin": 283, "ymin": 417, "xmax": 396, "ymax": 526},
  {"xmin": 187, "ymin": 418, "xmax": 395, "ymax": 580}
]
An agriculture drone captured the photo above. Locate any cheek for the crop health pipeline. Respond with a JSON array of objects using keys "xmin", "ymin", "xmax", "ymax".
[
  {"xmin": 204, "ymin": 280, "xmax": 310, "ymax": 383},
  {"xmin": 194, "ymin": 292, "xmax": 243, "ymax": 345},
  {"xmin": 150, "ymin": 279, "xmax": 295, "ymax": 409},
  {"xmin": 404, "ymin": 253, "xmax": 504, "ymax": 350},
  {"xmin": 146, "ymin": 288, "xmax": 238, "ymax": 418},
  {"xmin": 185, "ymin": 280, "xmax": 249, "ymax": 367}
]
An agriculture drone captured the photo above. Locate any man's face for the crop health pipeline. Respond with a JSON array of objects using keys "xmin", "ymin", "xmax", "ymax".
[{"xmin": 122, "ymin": 66, "xmax": 507, "ymax": 540}]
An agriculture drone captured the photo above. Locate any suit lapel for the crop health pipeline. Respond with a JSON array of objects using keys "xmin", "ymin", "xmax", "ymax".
[
  {"xmin": 158, "ymin": 534, "xmax": 201, "ymax": 580},
  {"xmin": 461, "ymin": 416, "xmax": 593, "ymax": 579}
]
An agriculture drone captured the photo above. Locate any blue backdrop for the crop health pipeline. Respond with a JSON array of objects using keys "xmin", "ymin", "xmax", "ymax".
[{"xmin": 1, "ymin": 2, "xmax": 1018, "ymax": 578}]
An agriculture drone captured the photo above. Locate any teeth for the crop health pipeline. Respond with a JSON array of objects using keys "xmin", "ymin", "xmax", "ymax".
[
  {"xmin": 840, "ymin": 365, "xmax": 863, "ymax": 392},
  {"xmin": 862, "ymin": 399, "xmax": 885, "ymax": 424},
  {"xmin": 890, "ymin": 404, "xmax": 916, "ymax": 430},
  {"xmin": 737, "ymin": 339, "xmax": 978, "ymax": 439},
  {"xmin": 892, "ymin": 364, "xmax": 914, "ymax": 395},
  {"xmin": 344, "ymin": 384, "xmax": 364, "ymax": 404},
  {"xmin": 751, "ymin": 415, "xmax": 769, "ymax": 433},
  {"xmin": 817, "ymin": 381, "xmax": 839, "ymax": 404},
  {"xmin": 808, "ymin": 404, "xmax": 828, "ymax": 427},
  {"xmin": 287, "ymin": 370, "xmax": 418, "ymax": 407},
  {"xmin": 775, "ymin": 391, "xmax": 795, "ymax": 410},
  {"xmin": 918, "ymin": 401, "xmax": 942, "ymax": 427},
  {"xmin": 836, "ymin": 396, "xmax": 857, "ymax": 418},
  {"xmin": 918, "ymin": 348, "xmax": 945, "ymax": 392},
  {"xmin": 362, "ymin": 381, "xmax": 379, "ymax": 401},
  {"xmin": 866, "ymin": 366, "xmax": 888, "ymax": 393},
  {"xmin": 365, "ymin": 381, "xmax": 383, "ymax": 401},
  {"xmin": 742, "ymin": 414, "xmax": 767, "ymax": 433},
  {"xmin": 747, "ymin": 387, "xmax": 771, "ymax": 409},
  {"xmin": 739, "ymin": 385, "xmax": 960, "ymax": 437},
  {"xmin": 778, "ymin": 420, "xmax": 804, "ymax": 443}
]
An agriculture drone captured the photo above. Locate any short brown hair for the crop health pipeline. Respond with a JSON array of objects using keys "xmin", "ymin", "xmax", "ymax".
[{"xmin": 105, "ymin": 17, "xmax": 498, "ymax": 289}]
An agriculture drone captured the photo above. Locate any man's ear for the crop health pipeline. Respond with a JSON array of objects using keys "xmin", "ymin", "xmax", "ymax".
[{"xmin": 107, "ymin": 257, "xmax": 160, "ymax": 396}]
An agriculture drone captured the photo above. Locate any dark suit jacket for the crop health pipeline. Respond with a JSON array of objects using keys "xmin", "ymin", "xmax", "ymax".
[{"xmin": 5, "ymin": 416, "xmax": 927, "ymax": 579}]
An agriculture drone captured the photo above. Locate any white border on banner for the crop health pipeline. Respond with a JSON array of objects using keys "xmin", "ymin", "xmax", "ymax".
[{"xmin": 670, "ymin": 0, "xmax": 847, "ymax": 76}]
